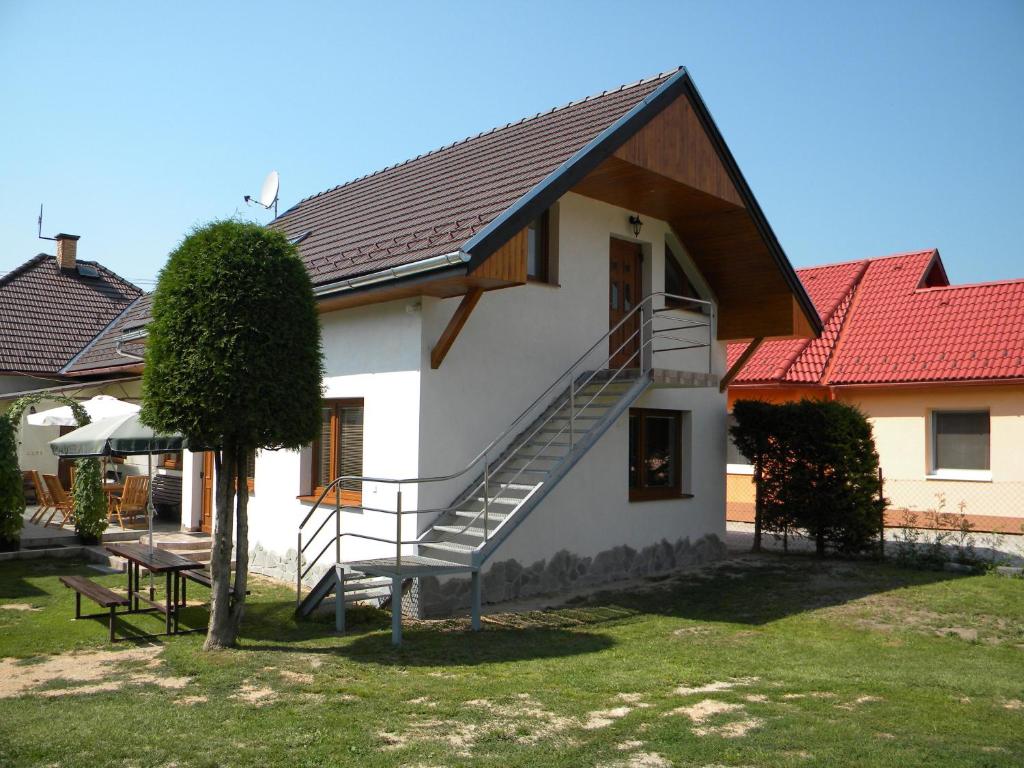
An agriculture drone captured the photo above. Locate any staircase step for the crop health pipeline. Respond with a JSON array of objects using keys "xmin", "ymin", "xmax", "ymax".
[
  {"xmin": 419, "ymin": 540, "xmax": 477, "ymax": 554},
  {"xmin": 432, "ymin": 524, "xmax": 488, "ymax": 538},
  {"xmin": 453, "ymin": 509, "xmax": 508, "ymax": 522}
]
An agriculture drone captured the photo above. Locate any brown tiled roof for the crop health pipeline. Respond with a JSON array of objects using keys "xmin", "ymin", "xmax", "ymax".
[
  {"xmin": 63, "ymin": 293, "xmax": 152, "ymax": 375},
  {"xmin": 0, "ymin": 254, "xmax": 141, "ymax": 375},
  {"xmin": 271, "ymin": 71, "xmax": 676, "ymax": 286}
]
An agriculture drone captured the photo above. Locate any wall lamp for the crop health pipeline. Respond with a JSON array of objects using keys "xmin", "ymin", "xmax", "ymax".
[{"xmin": 628, "ymin": 214, "xmax": 643, "ymax": 238}]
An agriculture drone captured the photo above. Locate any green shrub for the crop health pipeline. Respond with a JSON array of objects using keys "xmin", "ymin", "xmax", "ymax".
[
  {"xmin": 0, "ymin": 416, "xmax": 25, "ymax": 547},
  {"xmin": 72, "ymin": 458, "xmax": 107, "ymax": 543},
  {"xmin": 731, "ymin": 399, "xmax": 886, "ymax": 556}
]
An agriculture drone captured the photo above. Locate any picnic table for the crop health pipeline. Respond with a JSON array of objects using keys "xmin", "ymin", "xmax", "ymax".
[{"xmin": 105, "ymin": 542, "xmax": 202, "ymax": 636}]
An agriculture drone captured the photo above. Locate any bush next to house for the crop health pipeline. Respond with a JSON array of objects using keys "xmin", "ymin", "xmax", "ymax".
[
  {"xmin": 142, "ymin": 220, "xmax": 324, "ymax": 650},
  {"xmin": 730, "ymin": 398, "xmax": 886, "ymax": 556},
  {"xmin": 71, "ymin": 458, "xmax": 107, "ymax": 543},
  {"xmin": 0, "ymin": 415, "xmax": 25, "ymax": 550}
]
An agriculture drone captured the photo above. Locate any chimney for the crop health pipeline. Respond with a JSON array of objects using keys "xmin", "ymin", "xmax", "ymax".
[{"xmin": 55, "ymin": 233, "xmax": 79, "ymax": 270}]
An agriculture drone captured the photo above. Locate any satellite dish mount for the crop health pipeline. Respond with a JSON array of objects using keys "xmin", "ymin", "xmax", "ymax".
[{"xmin": 244, "ymin": 170, "xmax": 280, "ymax": 218}]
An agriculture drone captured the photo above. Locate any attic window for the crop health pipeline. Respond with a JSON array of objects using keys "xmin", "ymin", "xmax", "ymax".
[
  {"xmin": 527, "ymin": 212, "xmax": 551, "ymax": 283},
  {"xmin": 76, "ymin": 264, "xmax": 100, "ymax": 278}
]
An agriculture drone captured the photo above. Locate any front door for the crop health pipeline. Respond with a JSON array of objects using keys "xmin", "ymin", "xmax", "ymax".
[
  {"xmin": 609, "ymin": 238, "xmax": 643, "ymax": 369},
  {"xmin": 200, "ymin": 451, "xmax": 214, "ymax": 533}
]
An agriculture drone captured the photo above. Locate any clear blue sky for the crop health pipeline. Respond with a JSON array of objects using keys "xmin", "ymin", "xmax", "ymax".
[{"xmin": 2, "ymin": 1, "xmax": 1022, "ymax": 288}]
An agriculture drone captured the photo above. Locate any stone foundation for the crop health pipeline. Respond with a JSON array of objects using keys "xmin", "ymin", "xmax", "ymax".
[
  {"xmin": 249, "ymin": 541, "xmax": 326, "ymax": 588},
  {"xmin": 417, "ymin": 533, "xmax": 727, "ymax": 618}
]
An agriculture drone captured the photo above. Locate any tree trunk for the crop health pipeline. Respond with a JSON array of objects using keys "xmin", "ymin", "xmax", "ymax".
[
  {"xmin": 228, "ymin": 451, "xmax": 250, "ymax": 637},
  {"xmin": 752, "ymin": 462, "xmax": 763, "ymax": 553},
  {"xmin": 204, "ymin": 444, "xmax": 237, "ymax": 650}
]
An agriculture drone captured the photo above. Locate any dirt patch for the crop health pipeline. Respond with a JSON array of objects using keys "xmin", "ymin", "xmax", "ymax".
[
  {"xmin": 381, "ymin": 694, "xmax": 577, "ymax": 757},
  {"xmin": 232, "ymin": 683, "xmax": 277, "ymax": 707},
  {"xmin": 937, "ymin": 627, "xmax": 979, "ymax": 642},
  {"xmin": 600, "ymin": 753, "xmax": 672, "ymax": 768},
  {"xmin": 0, "ymin": 646, "xmax": 191, "ymax": 699},
  {"xmin": 667, "ymin": 699, "xmax": 741, "ymax": 723},
  {"xmin": 0, "ymin": 603, "xmax": 42, "ymax": 612},
  {"xmin": 695, "ymin": 718, "xmax": 764, "ymax": 738},
  {"xmin": 836, "ymin": 695, "xmax": 882, "ymax": 711},
  {"xmin": 1002, "ymin": 699, "xmax": 1023, "ymax": 710},
  {"xmin": 674, "ymin": 677, "xmax": 759, "ymax": 696},
  {"xmin": 176, "ymin": 695, "xmax": 209, "ymax": 706},
  {"xmin": 584, "ymin": 706, "xmax": 634, "ymax": 730},
  {"xmin": 672, "ymin": 626, "xmax": 713, "ymax": 637},
  {"xmin": 666, "ymin": 698, "xmax": 764, "ymax": 739},
  {"xmin": 278, "ymin": 670, "xmax": 314, "ymax": 685},
  {"xmin": 617, "ymin": 740, "xmax": 645, "ymax": 751},
  {"xmin": 744, "ymin": 694, "xmax": 768, "ymax": 703},
  {"xmin": 408, "ymin": 696, "xmax": 438, "ymax": 708}
]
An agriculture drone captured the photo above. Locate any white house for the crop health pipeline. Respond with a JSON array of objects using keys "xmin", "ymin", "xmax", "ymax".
[{"xmin": 25, "ymin": 69, "xmax": 820, "ymax": 629}]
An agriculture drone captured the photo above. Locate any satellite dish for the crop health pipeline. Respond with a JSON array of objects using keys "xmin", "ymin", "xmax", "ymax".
[
  {"xmin": 259, "ymin": 170, "xmax": 280, "ymax": 209},
  {"xmin": 244, "ymin": 170, "xmax": 280, "ymax": 217}
]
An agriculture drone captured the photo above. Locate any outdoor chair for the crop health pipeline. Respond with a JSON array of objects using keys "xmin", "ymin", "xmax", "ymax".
[
  {"xmin": 41, "ymin": 474, "xmax": 75, "ymax": 528},
  {"xmin": 26, "ymin": 470, "xmax": 54, "ymax": 524},
  {"xmin": 110, "ymin": 475, "xmax": 150, "ymax": 529}
]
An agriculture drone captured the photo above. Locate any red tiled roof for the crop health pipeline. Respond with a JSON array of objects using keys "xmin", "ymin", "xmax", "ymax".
[
  {"xmin": 728, "ymin": 250, "xmax": 1024, "ymax": 386},
  {"xmin": 0, "ymin": 254, "xmax": 141, "ymax": 376},
  {"xmin": 271, "ymin": 71, "xmax": 676, "ymax": 286}
]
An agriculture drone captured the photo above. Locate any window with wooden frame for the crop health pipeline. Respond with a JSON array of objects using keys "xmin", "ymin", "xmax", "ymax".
[
  {"xmin": 664, "ymin": 241, "xmax": 701, "ymax": 310},
  {"xmin": 310, "ymin": 399, "xmax": 364, "ymax": 504},
  {"xmin": 629, "ymin": 408, "xmax": 684, "ymax": 501},
  {"xmin": 526, "ymin": 211, "xmax": 551, "ymax": 282}
]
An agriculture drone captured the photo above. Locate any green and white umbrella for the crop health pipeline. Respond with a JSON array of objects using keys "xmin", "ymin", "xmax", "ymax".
[
  {"xmin": 49, "ymin": 413, "xmax": 186, "ymax": 457},
  {"xmin": 49, "ymin": 414, "xmax": 186, "ymax": 551}
]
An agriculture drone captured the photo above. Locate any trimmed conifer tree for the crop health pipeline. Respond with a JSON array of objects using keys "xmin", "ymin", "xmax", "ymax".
[
  {"xmin": 0, "ymin": 415, "xmax": 25, "ymax": 550},
  {"xmin": 142, "ymin": 220, "xmax": 323, "ymax": 649}
]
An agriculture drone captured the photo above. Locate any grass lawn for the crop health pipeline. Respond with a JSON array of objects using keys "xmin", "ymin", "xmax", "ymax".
[{"xmin": 0, "ymin": 554, "xmax": 1021, "ymax": 767}]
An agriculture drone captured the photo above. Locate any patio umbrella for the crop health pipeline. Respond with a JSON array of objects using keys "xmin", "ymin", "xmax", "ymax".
[
  {"xmin": 27, "ymin": 395, "xmax": 140, "ymax": 427},
  {"xmin": 50, "ymin": 413, "xmax": 187, "ymax": 554},
  {"xmin": 49, "ymin": 412, "xmax": 185, "ymax": 457}
]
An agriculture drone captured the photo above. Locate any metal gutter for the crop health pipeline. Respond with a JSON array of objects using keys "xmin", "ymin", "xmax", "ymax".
[
  {"xmin": 0, "ymin": 375, "xmax": 142, "ymax": 401},
  {"xmin": 312, "ymin": 250, "xmax": 471, "ymax": 299}
]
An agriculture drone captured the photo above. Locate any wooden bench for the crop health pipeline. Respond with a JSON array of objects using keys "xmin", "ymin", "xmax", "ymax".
[
  {"xmin": 181, "ymin": 567, "xmax": 249, "ymax": 606},
  {"xmin": 59, "ymin": 575, "xmax": 130, "ymax": 642}
]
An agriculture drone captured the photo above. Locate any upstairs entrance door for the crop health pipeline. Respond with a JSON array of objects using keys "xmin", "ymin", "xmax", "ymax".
[{"xmin": 609, "ymin": 238, "xmax": 643, "ymax": 369}]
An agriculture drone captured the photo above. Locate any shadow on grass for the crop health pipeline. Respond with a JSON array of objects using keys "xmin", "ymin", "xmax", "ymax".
[
  {"xmin": 576, "ymin": 553, "xmax": 969, "ymax": 627},
  {"xmin": 236, "ymin": 599, "xmax": 616, "ymax": 665},
  {"xmin": 0, "ymin": 557, "xmax": 95, "ymax": 599}
]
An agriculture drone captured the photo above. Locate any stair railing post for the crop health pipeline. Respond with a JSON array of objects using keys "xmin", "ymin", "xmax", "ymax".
[
  {"xmin": 395, "ymin": 485, "xmax": 402, "ymax": 569},
  {"xmin": 296, "ymin": 529, "xmax": 302, "ymax": 605},
  {"xmin": 569, "ymin": 374, "xmax": 575, "ymax": 448},
  {"xmin": 483, "ymin": 457, "xmax": 490, "ymax": 542},
  {"xmin": 334, "ymin": 484, "xmax": 341, "ymax": 565}
]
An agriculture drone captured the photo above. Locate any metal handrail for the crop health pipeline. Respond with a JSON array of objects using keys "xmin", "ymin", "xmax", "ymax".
[{"xmin": 296, "ymin": 291, "xmax": 713, "ymax": 602}]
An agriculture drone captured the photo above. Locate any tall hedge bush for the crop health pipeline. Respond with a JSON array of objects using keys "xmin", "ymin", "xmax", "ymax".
[
  {"xmin": 730, "ymin": 398, "xmax": 885, "ymax": 556},
  {"xmin": 0, "ymin": 415, "xmax": 24, "ymax": 548}
]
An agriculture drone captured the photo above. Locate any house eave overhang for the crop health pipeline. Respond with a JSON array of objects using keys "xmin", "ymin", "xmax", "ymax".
[
  {"xmin": 458, "ymin": 67, "xmax": 822, "ymax": 339},
  {"xmin": 311, "ymin": 250, "xmax": 472, "ymax": 300}
]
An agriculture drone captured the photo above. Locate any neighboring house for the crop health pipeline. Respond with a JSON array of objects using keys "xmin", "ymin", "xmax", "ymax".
[
  {"xmin": 0, "ymin": 237, "xmax": 141, "ymax": 475},
  {"xmin": 10, "ymin": 68, "xmax": 822, "ymax": 618},
  {"xmin": 726, "ymin": 250, "xmax": 1024, "ymax": 537}
]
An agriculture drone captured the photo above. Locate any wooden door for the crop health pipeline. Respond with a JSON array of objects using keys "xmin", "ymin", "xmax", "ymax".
[
  {"xmin": 609, "ymin": 238, "xmax": 643, "ymax": 369},
  {"xmin": 200, "ymin": 452, "xmax": 214, "ymax": 533}
]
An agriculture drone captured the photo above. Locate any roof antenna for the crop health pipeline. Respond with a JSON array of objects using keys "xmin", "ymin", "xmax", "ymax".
[
  {"xmin": 243, "ymin": 170, "xmax": 280, "ymax": 218},
  {"xmin": 37, "ymin": 204, "xmax": 56, "ymax": 241}
]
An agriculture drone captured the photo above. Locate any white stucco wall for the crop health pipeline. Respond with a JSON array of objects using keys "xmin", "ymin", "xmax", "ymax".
[
  {"xmin": 416, "ymin": 192, "xmax": 727, "ymax": 564},
  {"xmin": 241, "ymin": 300, "xmax": 423, "ymax": 570}
]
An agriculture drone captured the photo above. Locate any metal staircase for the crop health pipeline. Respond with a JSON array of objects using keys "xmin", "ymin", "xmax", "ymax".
[{"xmin": 295, "ymin": 292, "xmax": 714, "ymax": 644}]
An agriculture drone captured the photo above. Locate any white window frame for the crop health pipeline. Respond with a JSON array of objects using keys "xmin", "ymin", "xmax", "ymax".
[
  {"xmin": 726, "ymin": 413, "xmax": 754, "ymax": 475},
  {"xmin": 927, "ymin": 409, "xmax": 992, "ymax": 482}
]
